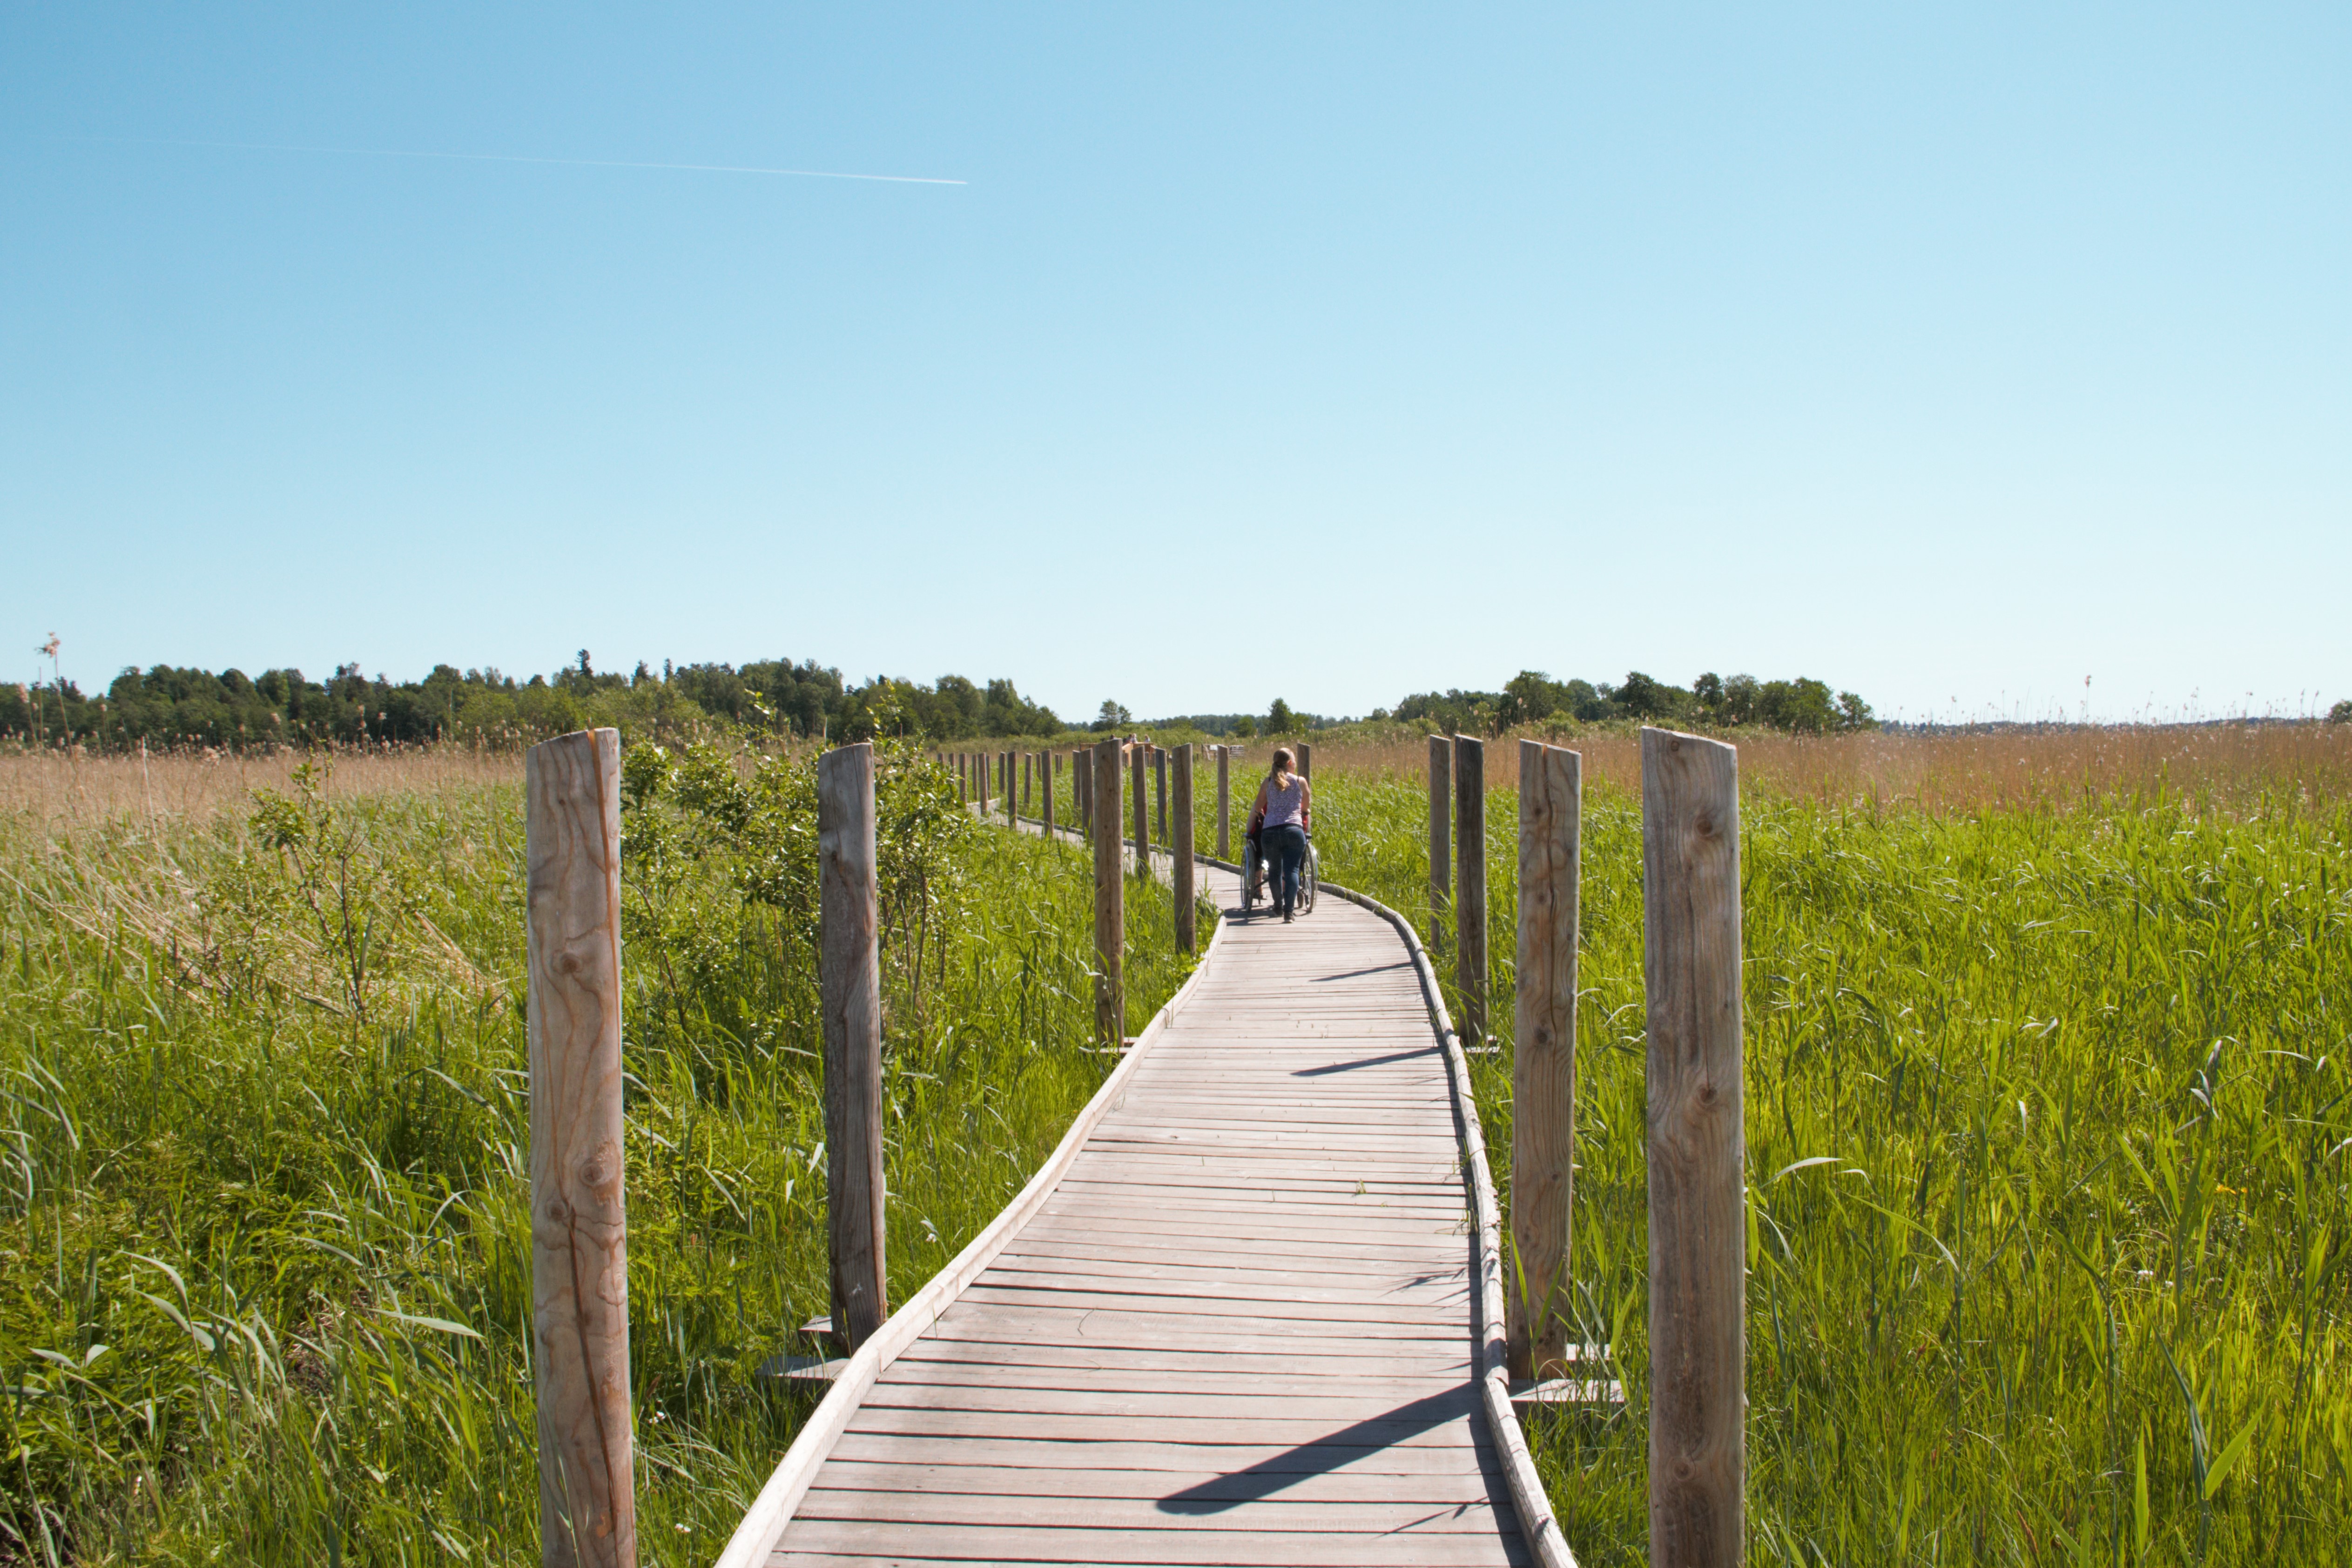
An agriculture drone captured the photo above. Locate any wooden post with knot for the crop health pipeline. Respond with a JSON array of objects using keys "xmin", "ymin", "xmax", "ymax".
[{"xmin": 526, "ymin": 727, "xmax": 635, "ymax": 1568}]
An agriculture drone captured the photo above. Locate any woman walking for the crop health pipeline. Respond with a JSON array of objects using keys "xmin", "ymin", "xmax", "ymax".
[{"xmin": 1248, "ymin": 747, "xmax": 1314, "ymax": 922}]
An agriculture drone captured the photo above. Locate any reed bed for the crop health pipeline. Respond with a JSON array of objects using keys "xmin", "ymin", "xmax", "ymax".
[
  {"xmin": 0, "ymin": 747, "xmax": 1197, "ymax": 1565},
  {"xmin": 1305, "ymin": 767, "xmax": 2351, "ymax": 1565},
  {"xmin": 1275, "ymin": 722, "xmax": 2352, "ymax": 814}
]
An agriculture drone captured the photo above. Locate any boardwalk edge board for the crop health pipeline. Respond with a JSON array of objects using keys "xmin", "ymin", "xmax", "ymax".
[
  {"xmin": 1195, "ymin": 850, "xmax": 1578, "ymax": 1568},
  {"xmin": 709, "ymin": 874, "xmax": 1233, "ymax": 1568}
]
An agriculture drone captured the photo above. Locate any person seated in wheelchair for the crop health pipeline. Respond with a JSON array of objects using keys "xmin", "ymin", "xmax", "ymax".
[{"xmin": 1245, "ymin": 747, "xmax": 1313, "ymax": 921}]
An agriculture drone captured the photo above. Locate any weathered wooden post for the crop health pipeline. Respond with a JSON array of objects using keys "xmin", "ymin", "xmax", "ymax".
[
  {"xmin": 1429, "ymin": 735, "xmax": 1452, "ymax": 953},
  {"xmin": 819, "ymin": 741, "xmax": 888, "ymax": 1352},
  {"xmin": 1643, "ymin": 726, "xmax": 1744, "ymax": 1568},
  {"xmin": 1092, "ymin": 737, "xmax": 1124, "ymax": 1043},
  {"xmin": 525, "ymin": 727, "xmax": 635, "ymax": 1568},
  {"xmin": 1216, "ymin": 745, "xmax": 1232, "ymax": 860},
  {"xmin": 1023, "ymin": 752, "xmax": 1032, "ymax": 816},
  {"xmin": 1004, "ymin": 751, "xmax": 1017, "ymax": 830},
  {"xmin": 978, "ymin": 749, "xmax": 990, "ymax": 818},
  {"xmin": 1510, "ymin": 740, "xmax": 1580, "ymax": 1384},
  {"xmin": 1130, "ymin": 740, "xmax": 1151, "ymax": 880},
  {"xmin": 956, "ymin": 753, "xmax": 967, "ymax": 805},
  {"xmin": 1041, "ymin": 749, "xmax": 1056, "ymax": 838},
  {"xmin": 1172, "ymin": 744, "xmax": 1196, "ymax": 953},
  {"xmin": 1075, "ymin": 747, "xmax": 1093, "ymax": 841},
  {"xmin": 1454, "ymin": 734, "xmax": 1488, "ymax": 1043},
  {"xmin": 1298, "ymin": 741, "xmax": 1312, "ymax": 781},
  {"xmin": 1152, "ymin": 746, "xmax": 1166, "ymax": 845}
]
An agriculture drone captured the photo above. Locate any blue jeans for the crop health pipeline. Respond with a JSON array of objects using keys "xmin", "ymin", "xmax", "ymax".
[{"xmin": 1263, "ymin": 824, "xmax": 1307, "ymax": 914}]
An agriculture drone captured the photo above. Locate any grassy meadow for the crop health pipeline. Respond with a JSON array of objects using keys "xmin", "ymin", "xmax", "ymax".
[
  {"xmin": 0, "ymin": 741, "xmax": 1199, "ymax": 1565},
  {"xmin": 1284, "ymin": 725, "xmax": 2352, "ymax": 1566}
]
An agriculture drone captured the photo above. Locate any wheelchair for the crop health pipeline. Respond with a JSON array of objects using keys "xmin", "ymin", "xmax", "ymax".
[{"xmin": 1240, "ymin": 828, "xmax": 1317, "ymax": 916}]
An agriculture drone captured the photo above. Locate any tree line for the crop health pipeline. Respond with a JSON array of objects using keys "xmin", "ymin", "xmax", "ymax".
[
  {"xmin": 0, "ymin": 653, "xmax": 1066, "ymax": 752},
  {"xmin": 1374, "ymin": 670, "xmax": 1875, "ymax": 736}
]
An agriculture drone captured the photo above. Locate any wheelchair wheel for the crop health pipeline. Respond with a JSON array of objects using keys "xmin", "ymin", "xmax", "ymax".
[
  {"xmin": 1240, "ymin": 854, "xmax": 1259, "ymax": 913},
  {"xmin": 1300, "ymin": 842, "xmax": 1318, "ymax": 914}
]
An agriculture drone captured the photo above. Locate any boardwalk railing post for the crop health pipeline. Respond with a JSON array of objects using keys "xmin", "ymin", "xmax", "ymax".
[
  {"xmin": 1004, "ymin": 751, "xmax": 1017, "ymax": 831},
  {"xmin": 1454, "ymin": 734, "xmax": 1488, "ymax": 1043},
  {"xmin": 1510, "ymin": 740, "xmax": 1580, "ymax": 1384},
  {"xmin": 1075, "ymin": 748, "xmax": 1093, "ymax": 841},
  {"xmin": 525, "ymin": 727, "xmax": 635, "ymax": 1568},
  {"xmin": 1642, "ymin": 726, "xmax": 1743, "ymax": 1568},
  {"xmin": 1022, "ymin": 752, "xmax": 1031, "ymax": 816},
  {"xmin": 1216, "ymin": 745, "xmax": 1231, "ymax": 860},
  {"xmin": 1130, "ymin": 740, "xmax": 1151, "ymax": 880},
  {"xmin": 1429, "ymin": 735, "xmax": 1452, "ymax": 954},
  {"xmin": 979, "ymin": 751, "xmax": 990, "ymax": 819},
  {"xmin": 1092, "ymin": 738, "xmax": 1125, "ymax": 1043},
  {"xmin": 820, "ymin": 741, "xmax": 889, "ymax": 1352},
  {"xmin": 1172, "ymin": 744, "xmax": 1196, "ymax": 953},
  {"xmin": 1298, "ymin": 741, "xmax": 1311, "ymax": 781},
  {"xmin": 1041, "ymin": 750, "xmax": 1055, "ymax": 838},
  {"xmin": 1154, "ymin": 745, "xmax": 1168, "ymax": 845}
]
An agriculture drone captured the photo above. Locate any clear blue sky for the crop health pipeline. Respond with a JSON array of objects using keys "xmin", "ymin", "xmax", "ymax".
[{"xmin": 4, "ymin": 5, "xmax": 2345, "ymax": 724}]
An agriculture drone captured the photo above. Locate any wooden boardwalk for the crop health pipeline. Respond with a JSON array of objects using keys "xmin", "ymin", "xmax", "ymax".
[{"xmin": 723, "ymin": 855, "xmax": 1561, "ymax": 1568}]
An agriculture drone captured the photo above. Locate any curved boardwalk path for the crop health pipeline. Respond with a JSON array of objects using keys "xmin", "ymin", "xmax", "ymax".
[{"xmin": 758, "ymin": 860, "xmax": 1534, "ymax": 1567}]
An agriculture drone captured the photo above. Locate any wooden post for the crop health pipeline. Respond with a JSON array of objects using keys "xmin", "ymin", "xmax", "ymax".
[
  {"xmin": 1216, "ymin": 745, "xmax": 1231, "ymax": 860},
  {"xmin": 1022, "ymin": 752, "xmax": 1032, "ymax": 815},
  {"xmin": 525, "ymin": 727, "xmax": 635, "ymax": 1568},
  {"xmin": 1075, "ymin": 748, "xmax": 1093, "ymax": 841},
  {"xmin": 1298, "ymin": 741, "xmax": 1312, "ymax": 781},
  {"xmin": 1454, "ymin": 735, "xmax": 1487, "ymax": 1043},
  {"xmin": 1172, "ymin": 744, "xmax": 1196, "ymax": 953},
  {"xmin": 1643, "ymin": 727, "xmax": 1744, "ymax": 1568},
  {"xmin": 978, "ymin": 749, "xmax": 990, "ymax": 818},
  {"xmin": 1004, "ymin": 751, "xmax": 1017, "ymax": 830},
  {"xmin": 1154, "ymin": 746, "xmax": 1168, "ymax": 845},
  {"xmin": 1041, "ymin": 751, "xmax": 1056, "ymax": 838},
  {"xmin": 1130, "ymin": 740, "xmax": 1151, "ymax": 880},
  {"xmin": 819, "ymin": 741, "xmax": 888, "ymax": 1352},
  {"xmin": 1092, "ymin": 738, "xmax": 1125, "ymax": 1043},
  {"xmin": 1510, "ymin": 740, "xmax": 1581, "ymax": 1384},
  {"xmin": 956, "ymin": 753, "xmax": 967, "ymax": 805},
  {"xmin": 1429, "ymin": 735, "xmax": 1452, "ymax": 954}
]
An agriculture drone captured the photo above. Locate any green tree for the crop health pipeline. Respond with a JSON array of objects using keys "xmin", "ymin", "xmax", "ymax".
[
  {"xmin": 1498, "ymin": 671, "xmax": 1561, "ymax": 728},
  {"xmin": 1836, "ymin": 691, "xmax": 1876, "ymax": 731},
  {"xmin": 1267, "ymin": 697, "xmax": 1296, "ymax": 734}
]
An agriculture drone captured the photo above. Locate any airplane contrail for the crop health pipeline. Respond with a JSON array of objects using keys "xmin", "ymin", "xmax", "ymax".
[{"xmin": 62, "ymin": 134, "xmax": 966, "ymax": 185}]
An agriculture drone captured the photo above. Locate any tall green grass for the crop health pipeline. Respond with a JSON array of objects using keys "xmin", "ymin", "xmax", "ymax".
[
  {"xmin": 0, "ymin": 747, "xmax": 1197, "ymax": 1564},
  {"xmin": 1309, "ymin": 767, "xmax": 2352, "ymax": 1565}
]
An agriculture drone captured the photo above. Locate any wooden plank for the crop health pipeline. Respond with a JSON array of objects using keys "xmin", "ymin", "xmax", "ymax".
[
  {"xmin": 807, "ymin": 1460, "xmax": 1509, "ymax": 1506},
  {"xmin": 524, "ymin": 727, "xmax": 635, "ymax": 1568},
  {"xmin": 879, "ymin": 1358, "xmax": 1477, "ymax": 1400},
  {"xmin": 883, "ymin": 1337, "xmax": 1474, "ymax": 1381},
  {"xmin": 823, "ymin": 1431, "xmax": 1494, "ymax": 1476},
  {"xmin": 793, "ymin": 1491, "xmax": 1511, "ymax": 1534},
  {"xmin": 1509, "ymin": 739, "xmax": 1578, "ymax": 1383},
  {"xmin": 775, "ymin": 1520, "xmax": 1524, "ymax": 1567},
  {"xmin": 1453, "ymin": 734, "xmax": 1486, "ymax": 1044},
  {"xmin": 840, "ymin": 1407, "xmax": 1486, "ymax": 1447},
  {"xmin": 1642, "ymin": 726, "xmax": 1745, "ymax": 1568},
  {"xmin": 821, "ymin": 742, "xmax": 889, "ymax": 1350}
]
